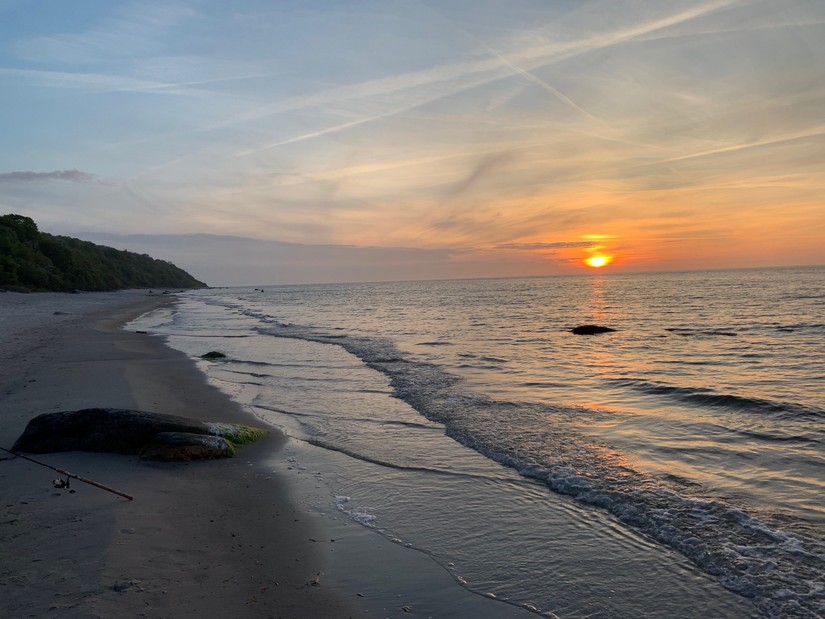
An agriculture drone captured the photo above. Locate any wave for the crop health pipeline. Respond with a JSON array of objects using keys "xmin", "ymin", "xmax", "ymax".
[
  {"xmin": 666, "ymin": 328, "xmax": 738, "ymax": 337},
  {"xmin": 254, "ymin": 322, "xmax": 825, "ymax": 618},
  {"xmin": 219, "ymin": 368, "xmax": 271, "ymax": 379},
  {"xmin": 774, "ymin": 323, "xmax": 825, "ymax": 332},
  {"xmin": 736, "ymin": 429, "xmax": 820, "ymax": 444},
  {"xmin": 253, "ymin": 403, "xmax": 440, "ymax": 432},
  {"xmin": 609, "ymin": 378, "xmax": 824, "ymax": 420},
  {"xmin": 305, "ymin": 437, "xmax": 502, "ymax": 483},
  {"xmin": 150, "ymin": 331, "xmax": 252, "ymax": 339}
]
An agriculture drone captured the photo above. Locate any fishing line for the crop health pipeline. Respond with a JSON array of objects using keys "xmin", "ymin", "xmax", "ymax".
[{"xmin": 0, "ymin": 446, "xmax": 133, "ymax": 501}]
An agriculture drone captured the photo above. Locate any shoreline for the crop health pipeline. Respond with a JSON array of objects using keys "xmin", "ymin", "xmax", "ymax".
[
  {"xmin": 1, "ymin": 290, "xmax": 533, "ymax": 619},
  {"xmin": 149, "ymin": 287, "xmax": 772, "ymax": 618},
  {"xmin": 0, "ymin": 291, "xmax": 357, "ymax": 617}
]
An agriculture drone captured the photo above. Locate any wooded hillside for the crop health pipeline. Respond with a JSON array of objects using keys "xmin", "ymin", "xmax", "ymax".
[{"xmin": 0, "ymin": 214, "xmax": 206, "ymax": 291}]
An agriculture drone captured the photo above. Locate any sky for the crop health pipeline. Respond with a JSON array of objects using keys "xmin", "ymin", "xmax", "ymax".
[{"xmin": 1, "ymin": 0, "xmax": 824, "ymax": 285}]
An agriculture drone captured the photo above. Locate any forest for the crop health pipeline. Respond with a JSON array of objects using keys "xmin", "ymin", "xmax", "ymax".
[{"xmin": 0, "ymin": 214, "xmax": 206, "ymax": 291}]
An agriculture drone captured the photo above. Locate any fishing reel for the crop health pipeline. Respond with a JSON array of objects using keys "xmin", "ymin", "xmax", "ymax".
[{"xmin": 52, "ymin": 477, "xmax": 76, "ymax": 493}]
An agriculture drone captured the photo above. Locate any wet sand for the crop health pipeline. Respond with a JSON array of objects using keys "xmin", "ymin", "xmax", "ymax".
[{"xmin": 0, "ymin": 290, "xmax": 357, "ymax": 618}]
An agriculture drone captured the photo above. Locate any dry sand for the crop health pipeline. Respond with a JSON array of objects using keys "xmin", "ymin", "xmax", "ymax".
[{"xmin": 0, "ymin": 290, "xmax": 357, "ymax": 618}]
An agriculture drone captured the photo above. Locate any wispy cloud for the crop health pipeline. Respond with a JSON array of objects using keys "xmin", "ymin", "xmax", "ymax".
[
  {"xmin": 495, "ymin": 242, "xmax": 597, "ymax": 251},
  {"xmin": 11, "ymin": 3, "xmax": 195, "ymax": 65},
  {"xmin": 0, "ymin": 169, "xmax": 111, "ymax": 184},
  {"xmin": 4, "ymin": 0, "xmax": 824, "ymax": 276},
  {"xmin": 657, "ymin": 125, "xmax": 825, "ymax": 165},
  {"xmin": 218, "ymin": 0, "xmax": 749, "ymax": 164},
  {"xmin": 0, "ymin": 66, "xmax": 273, "ymax": 97},
  {"xmin": 0, "ymin": 67, "xmax": 177, "ymax": 93}
]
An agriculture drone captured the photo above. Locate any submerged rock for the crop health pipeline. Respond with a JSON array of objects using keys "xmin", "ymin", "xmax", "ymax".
[
  {"xmin": 11, "ymin": 408, "xmax": 266, "ymax": 461},
  {"xmin": 571, "ymin": 325, "xmax": 616, "ymax": 335}
]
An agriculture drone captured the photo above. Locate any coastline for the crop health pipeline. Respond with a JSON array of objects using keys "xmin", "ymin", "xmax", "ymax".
[
  {"xmin": 136, "ymin": 287, "xmax": 766, "ymax": 618},
  {"xmin": 0, "ymin": 290, "xmax": 534, "ymax": 619},
  {"xmin": 0, "ymin": 291, "xmax": 357, "ymax": 618}
]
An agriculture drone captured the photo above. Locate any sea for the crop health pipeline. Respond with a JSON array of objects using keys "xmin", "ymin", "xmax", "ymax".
[{"xmin": 131, "ymin": 266, "xmax": 824, "ymax": 618}]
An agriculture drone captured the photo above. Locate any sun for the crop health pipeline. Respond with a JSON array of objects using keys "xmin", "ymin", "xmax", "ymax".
[{"xmin": 584, "ymin": 254, "xmax": 613, "ymax": 268}]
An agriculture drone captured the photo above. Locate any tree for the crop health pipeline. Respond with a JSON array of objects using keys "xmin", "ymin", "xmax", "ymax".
[{"xmin": 0, "ymin": 213, "xmax": 207, "ymax": 291}]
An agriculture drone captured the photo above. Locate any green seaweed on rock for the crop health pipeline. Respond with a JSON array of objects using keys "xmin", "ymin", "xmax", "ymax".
[{"xmin": 206, "ymin": 423, "xmax": 267, "ymax": 456}]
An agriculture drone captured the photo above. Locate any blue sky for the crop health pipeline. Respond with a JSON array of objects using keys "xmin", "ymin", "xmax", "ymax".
[{"xmin": 1, "ymin": 0, "xmax": 824, "ymax": 283}]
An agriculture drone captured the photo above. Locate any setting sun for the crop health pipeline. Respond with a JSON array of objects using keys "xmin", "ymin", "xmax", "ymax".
[{"xmin": 585, "ymin": 254, "xmax": 613, "ymax": 268}]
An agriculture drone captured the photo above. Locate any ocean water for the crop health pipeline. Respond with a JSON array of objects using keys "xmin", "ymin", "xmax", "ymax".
[{"xmin": 133, "ymin": 266, "xmax": 824, "ymax": 618}]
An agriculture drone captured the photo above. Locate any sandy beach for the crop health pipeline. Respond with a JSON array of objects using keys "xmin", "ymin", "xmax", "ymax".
[
  {"xmin": 1, "ymin": 290, "xmax": 539, "ymax": 619},
  {"xmin": 0, "ymin": 290, "xmax": 359, "ymax": 618}
]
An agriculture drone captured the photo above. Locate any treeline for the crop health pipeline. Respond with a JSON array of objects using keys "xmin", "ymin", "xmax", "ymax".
[{"xmin": 0, "ymin": 214, "xmax": 206, "ymax": 292}]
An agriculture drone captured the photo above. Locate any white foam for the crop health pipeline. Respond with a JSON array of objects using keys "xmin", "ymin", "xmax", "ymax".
[{"xmin": 334, "ymin": 496, "xmax": 377, "ymax": 528}]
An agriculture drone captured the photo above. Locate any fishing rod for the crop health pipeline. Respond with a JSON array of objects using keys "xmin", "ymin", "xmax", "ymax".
[{"xmin": 0, "ymin": 446, "xmax": 133, "ymax": 501}]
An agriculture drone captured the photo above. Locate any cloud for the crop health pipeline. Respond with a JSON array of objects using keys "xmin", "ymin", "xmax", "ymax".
[
  {"xmin": 11, "ymin": 3, "xmax": 194, "ymax": 66},
  {"xmin": 0, "ymin": 66, "xmax": 276, "ymax": 99},
  {"xmin": 494, "ymin": 241, "xmax": 596, "ymax": 250},
  {"xmin": 220, "ymin": 0, "xmax": 747, "ymax": 139},
  {"xmin": 442, "ymin": 153, "xmax": 515, "ymax": 200},
  {"xmin": 0, "ymin": 170, "xmax": 110, "ymax": 184}
]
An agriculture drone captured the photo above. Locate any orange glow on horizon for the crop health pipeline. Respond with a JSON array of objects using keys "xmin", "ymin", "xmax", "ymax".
[{"xmin": 585, "ymin": 254, "xmax": 613, "ymax": 268}]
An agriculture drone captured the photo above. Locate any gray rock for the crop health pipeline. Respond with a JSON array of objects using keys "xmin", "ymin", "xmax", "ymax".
[
  {"xmin": 12, "ymin": 408, "xmax": 213, "ymax": 455},
  {"xmin": 11, "ymin": 408, "xmax": 266, "ymax": 461},
  {"xmin": 142, "ymin": 432, "xmax": 234, "ymax": 461}
]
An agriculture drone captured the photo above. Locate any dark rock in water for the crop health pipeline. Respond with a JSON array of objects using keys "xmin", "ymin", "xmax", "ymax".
[
  {"xmin": 142, "ymin": 432, "xmax": 233, "ymax": 461},
  {"xmin": 571, "ymin": 325, "xmax": 616, "ymax": 335},
  {"xmin": 11, "ymin": 408, "xmax": 265, "ymax": 460},
  {"xmin": 201, "ymin": 351, "xmax": 226, "ymax": 359}
]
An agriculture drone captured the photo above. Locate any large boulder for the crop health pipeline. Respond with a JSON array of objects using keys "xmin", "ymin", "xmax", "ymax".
[
  {"xmin": 141, "ymin": 432, "xmax": 234, "ymax": 462},
  {"xmin": 571, "ymin": 325, "xmax": 616, "ymax": 335},
  {"xmin": 11, "ymin": 408, "xmax": 266, "ymax": 461}
]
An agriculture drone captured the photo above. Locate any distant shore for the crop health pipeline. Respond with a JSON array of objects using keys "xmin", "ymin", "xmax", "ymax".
[{"xmin": 0, "ymin": 290, "xmax": 356, "ymax": 617}]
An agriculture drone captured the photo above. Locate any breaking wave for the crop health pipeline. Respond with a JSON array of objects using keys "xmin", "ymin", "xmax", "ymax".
[{"xmin": 252, "ymin": 319, "xmax": 825, "ymax": 618}]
